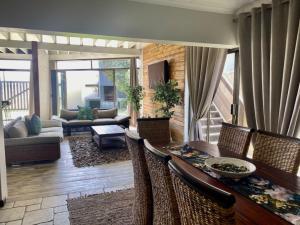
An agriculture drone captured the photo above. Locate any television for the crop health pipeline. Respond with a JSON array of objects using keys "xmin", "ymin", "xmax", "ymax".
[{"xmin": 148, "ymin": 60, "xmax": 169, "ymax": 89}]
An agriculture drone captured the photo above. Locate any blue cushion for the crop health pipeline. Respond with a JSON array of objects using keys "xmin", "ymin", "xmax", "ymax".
[{"xmin": 27, "ymin": 114, "xmax": 42, "ymax": 135}]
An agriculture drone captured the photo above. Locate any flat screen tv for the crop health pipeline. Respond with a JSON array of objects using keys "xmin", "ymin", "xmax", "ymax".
[{"xmin": 148, "ymin": 60, "xmax": 169, "ymax": 89}]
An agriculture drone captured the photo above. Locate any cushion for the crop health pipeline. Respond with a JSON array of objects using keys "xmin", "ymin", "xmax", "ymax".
[
  {"xmin": 5, "ymin": 136, "xmax": 60, "ymax": 146},
  {"xmin": 7, "ymin": 120, "xmax": 28, "ymax": 138},
  {"xmin": 92, "ymin": 108, "xmax": 118, "ymax": 119},
  {"xmin": 77, "ymin": 106, "xmax": 94, "ymax": 120},
  {"xmin": 93, "ymin": 118, "xmax": 116, "ymax": 125},
  {"xmin": 41, "ymin": 127, "xmax": 64, "ymax": 133},
  {"xmin": 37, "ymin": 131, "xmax": 64, "ymax": 141},
  {"xmin": 60, "ymin": 109, "xmax": 78, "ymax": 121},
  {"xmin": 25, "ymin": 114, "xmax": 42, "ymax": 135},
  {"xmin": 114, "ymin": 115, "xmax": 130, "ymax": 123},
  {"xmin": 67, "ymin": 120, "xmax": 94, "ymax": 126},
  {"xmin": 4, "ymin": 117, "xmax": 22, "ymax": 138}
]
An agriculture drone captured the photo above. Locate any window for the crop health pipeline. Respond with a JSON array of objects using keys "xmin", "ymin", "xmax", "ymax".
[
  {"xmin": 0, "ymin": 60, "xmax": 31, "ymax": 70},
  {"xmin": 92, "ymin": 59, "xmax": 130, "ymax": 69},
  {"xmin": 56, "ymin": 60, "xmax": 91, "ymax": 70},
  {"xmin": 64, "ymin": 70, "xmax": 99, "ymax": 109},
  {"xmin": 0, "ymin": 60, "xmax": 31, "ymax": 123},
  {"xmin": 189, "ymin": 52, "xmax": 239, "ymax": 143},
  {"xmin": 115, "ymin": 69, "xmax": 130, "ymax": 114},
  {"xmin": 222, "ymin": 53, "xmax": 235, "ymax": 88},
  {"xmin": 55, "ymin": 59, "xmax": 134, "ymax": 115}
]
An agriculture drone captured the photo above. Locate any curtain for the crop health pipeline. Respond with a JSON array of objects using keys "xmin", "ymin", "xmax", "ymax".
[
  {"xmin": 186, "ymin": 46, "xmax": 227, "ymax": 141},
  {"xmin": 129, "ymin": 58, "xmax": 138, "ymax": 126},
  {"xmin": 238, "ymin": 0, "xmax": 300, "ymax": 137}
]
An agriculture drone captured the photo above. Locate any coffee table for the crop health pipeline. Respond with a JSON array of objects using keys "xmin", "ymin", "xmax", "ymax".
[{"xmin": 91, "ymin": 125, "xmax": 126, "ymax": 150}]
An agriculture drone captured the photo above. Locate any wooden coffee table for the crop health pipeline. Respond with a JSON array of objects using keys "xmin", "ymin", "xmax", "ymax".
[{"xmin": 91, "ymin": 125, "xmax": 126, "ymax": 150}]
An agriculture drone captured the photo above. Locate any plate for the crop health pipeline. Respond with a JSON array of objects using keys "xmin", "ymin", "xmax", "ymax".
[{"xmin": 205, "ymin": 157, "xmax": 256, "ymax": 179}]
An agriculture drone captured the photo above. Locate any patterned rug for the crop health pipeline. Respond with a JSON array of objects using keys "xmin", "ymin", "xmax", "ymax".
[
  {"xmin": 68, "ymin": 135, "xmax": 131, "ymax": 168},
  {"xmin": 67, "ymin": 189, "xmax": 134, "ymax": 225}
]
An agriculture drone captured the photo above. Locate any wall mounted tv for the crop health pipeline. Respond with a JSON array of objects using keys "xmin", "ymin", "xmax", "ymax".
[{"xmin": 148, "ymin": 60, "xmax": 169, "ymax": 89}]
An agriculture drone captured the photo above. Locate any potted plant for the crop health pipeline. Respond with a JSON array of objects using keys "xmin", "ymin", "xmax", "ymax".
[
  {"xmin": 152, "ymin": 80, "xmax": 181, "ymax": 118},
  {"xmin": 126, "ymin": 85, "xmax": 144, "ymax": 119},
  {"xmin": 136, "ymin": 80, "xmax": 181, "ymax": 145}
]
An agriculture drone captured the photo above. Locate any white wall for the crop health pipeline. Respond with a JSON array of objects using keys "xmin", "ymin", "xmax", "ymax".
[
  {"xmin": 0, "ymin": 106, "xmax": 7, "ymax": 204},
  {"xmin": 0, "ymin": 0, "xmax": 237, "ymax": 48},
  {"xmin": 38, "ymin": 50, "xmax": 51, "ymax": 120}
]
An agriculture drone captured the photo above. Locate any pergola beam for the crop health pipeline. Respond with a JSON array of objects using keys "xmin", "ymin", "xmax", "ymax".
[
  {"xmin": 49, "ymin": 52, "xmax": 137, "ymax": 60},
  {"xmin": 0, "ymin": 39, "xmax": 141, "ymax": 56},
  {"xmin": 0, "ymin": 53, "xmax": 32, "ymax": 59}
]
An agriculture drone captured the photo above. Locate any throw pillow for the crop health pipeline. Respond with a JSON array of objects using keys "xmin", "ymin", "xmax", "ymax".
[
  {"xmin": 7, "ymin": 120, "xmax": 28, "ymax": 138},
  {"xmin": 77, "ymin": 106, "xmax": 94, "ymax": 120},
  {"xmin": 60, "ymin": 109, "xmax": 78, "ymax": 121},
  {"xmin": 4, "ymin": 117, "xmax": 22, "ymax": 138},
  {"xmin": 94, "ymin": 108, "xmax": 118, "ymax": 119},
  {"xmin": 30, "ymin": 114, "xmax": 42, "ymax": 135}
]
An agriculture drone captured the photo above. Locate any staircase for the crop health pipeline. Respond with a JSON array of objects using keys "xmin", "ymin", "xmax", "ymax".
[{"xmin": 200, "ymin": 104, "xmax": 224, "ymax": 144}]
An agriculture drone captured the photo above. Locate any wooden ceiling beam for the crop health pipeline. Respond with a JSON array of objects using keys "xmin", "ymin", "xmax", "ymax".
[{"xmin": 0, "ymin": 39, "xmax": 140, "ymax": 56}]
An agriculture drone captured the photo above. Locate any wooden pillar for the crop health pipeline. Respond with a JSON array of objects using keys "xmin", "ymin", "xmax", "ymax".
[{"xmin": 31, "ymin": 41, "xmax": 40, "ymax": 116}]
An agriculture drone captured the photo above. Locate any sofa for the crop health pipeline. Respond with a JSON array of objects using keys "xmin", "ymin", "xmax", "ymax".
[
  {"xmin": 4, "ymin": 117, "xmax": 63, "ymax": 165},
  {"xmin": 52, "ymin": 108, "xmax": 130, "ymax": 136}
]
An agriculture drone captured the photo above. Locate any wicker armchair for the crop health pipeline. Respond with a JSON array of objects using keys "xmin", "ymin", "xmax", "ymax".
[
  {"xmin": 144, "ymin": 140, "xmax": 181, "ymax": 225},
  {"xmin": 218, "ymin": 122, "xmax": 253, "ymax": 157},
  {"xmin": 168, "ymin": 160, "xmax": 236, "ymax": 225},
  {"xmin": 137, "ymin": 117, "xmax": 171, "ymax": 145},
  {"xmin": 125, "ymin": 130, "xmax": 153, "ymax": 225},
  {"xmin": 253, "ymin": 130, "xmax": 300, "ymax": 175}
]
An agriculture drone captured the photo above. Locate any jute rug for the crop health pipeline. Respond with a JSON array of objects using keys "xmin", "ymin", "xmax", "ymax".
[
  {"xmin": 67, "ymin": 189, "xmax": 134, "ymax": 225},
  {"xmin": 68, "ymin": 135, "xmax": 131, "ymax": 168}
]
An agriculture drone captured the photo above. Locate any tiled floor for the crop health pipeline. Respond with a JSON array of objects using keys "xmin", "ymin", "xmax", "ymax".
[{"xmin": 1, "ymin": 137, "xmax": 134, "ymax": 225}]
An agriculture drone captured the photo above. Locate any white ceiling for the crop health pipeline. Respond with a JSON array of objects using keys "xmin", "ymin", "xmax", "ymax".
[{"xmin": 128, "ymin": 0, "xmax": 255, "ymax": 14}]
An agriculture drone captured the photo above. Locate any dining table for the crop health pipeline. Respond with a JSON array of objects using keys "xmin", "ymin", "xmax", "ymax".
[{"xmin": 166, "ymin": 141, "xmax": 300, "ymax": 225}]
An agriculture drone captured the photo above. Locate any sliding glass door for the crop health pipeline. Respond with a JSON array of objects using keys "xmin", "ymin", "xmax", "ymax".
[
  {"xmin": 52, "ymin": 59, "xmax": 132, "ymax": 116},
  {"xmin": 200, "ymin": 50, "xmax": 245, "ymax": 143}
]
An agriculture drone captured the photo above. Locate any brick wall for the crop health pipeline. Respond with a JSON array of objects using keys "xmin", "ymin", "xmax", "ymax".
[{"xmin": 142, "ymin": 44, "xmax": 185, "ymax": 142}]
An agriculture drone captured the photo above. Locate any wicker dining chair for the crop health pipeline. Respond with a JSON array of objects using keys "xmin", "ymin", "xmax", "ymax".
[
  {"xmin": 125, "ymin": 130, "xmax": 153, "ymax": 225},
  {"xmin": 137, "ymin": 117, "xmax": 171, "ymax": 145},
  {"xmin": 218, "ymin": 122, "xmax": 254, "ymax": 157},
  {"xmin": 144, "ymin": 140, "xmax": 181, "ymax": 225},
  {"xmin": 168, "ymin": 160, "xmax": 236, "ymax": 225},
  {"xmin": 253, "ymin": 130, "xmax": 300, "ymax": 175}
]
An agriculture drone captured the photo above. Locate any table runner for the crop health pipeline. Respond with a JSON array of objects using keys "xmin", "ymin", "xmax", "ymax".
[{"xmin": 168, "ymin": 147, "xmax": 300, "ymax": 225}]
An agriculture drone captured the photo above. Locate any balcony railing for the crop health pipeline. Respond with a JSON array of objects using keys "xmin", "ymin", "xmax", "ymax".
[{"xmin": 0, "ymin": 81, "xmax": 30, "ymax": 122}]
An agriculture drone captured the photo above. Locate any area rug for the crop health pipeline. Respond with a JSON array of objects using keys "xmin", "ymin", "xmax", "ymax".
[
  {"xmin": 67, "ymin": 189, "xmax": 134, "ymax": 225},
  {"xmin": 68, "ymin": 135, "xmax": 131, "ymax": 167}
]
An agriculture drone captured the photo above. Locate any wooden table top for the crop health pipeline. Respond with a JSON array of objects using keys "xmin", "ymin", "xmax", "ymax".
[
  {"xmin": 91, "ymin": 125, "xmax": 125, "ymax": 137},
  {"xmin": 170, "ymin": 141, "xmax": 300, "ymax": 225}
]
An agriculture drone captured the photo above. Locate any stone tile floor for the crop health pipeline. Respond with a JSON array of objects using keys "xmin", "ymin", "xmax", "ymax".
[
  {"xmin": 0, "ymin": 194, "xmax": 69, "ymax": 225},
  {"xmin": 2, "ymin": 137, "xmax": 134, "ymax": 225},
  {"xmin": 0, "ymin": 184, "xmax": 133, "ymax": 225}
]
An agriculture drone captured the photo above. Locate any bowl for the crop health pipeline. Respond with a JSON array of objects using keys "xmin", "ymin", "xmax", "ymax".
[{"xmin": 205, "ymin": 157, "xmax": 256, "ymax": 179}]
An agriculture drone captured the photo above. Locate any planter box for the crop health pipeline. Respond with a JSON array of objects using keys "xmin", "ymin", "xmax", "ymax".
[{"xmin": 137, "ymin": 117, "xmax": 170, "ymax": 145}]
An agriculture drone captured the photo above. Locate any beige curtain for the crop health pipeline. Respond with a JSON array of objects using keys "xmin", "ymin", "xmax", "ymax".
[
  {"xmin": 129, "ymin": 58, "xmax": 138, "ymax": 126},
  {"xmin": 238, "ymin": 0, "xmax": 300, "ymax": 136},
  {"xmin": 186, "ymin": 46, "xmax": 227, "ymax": 141}
]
